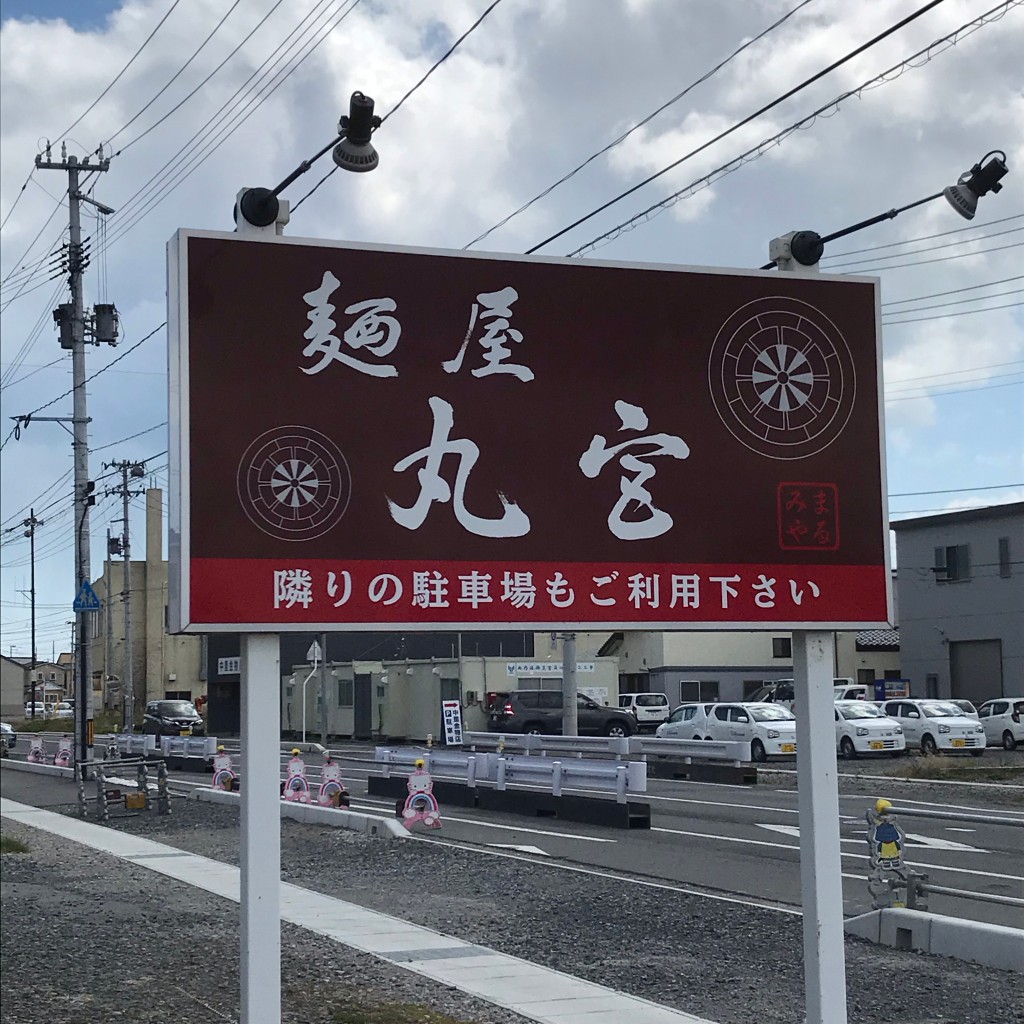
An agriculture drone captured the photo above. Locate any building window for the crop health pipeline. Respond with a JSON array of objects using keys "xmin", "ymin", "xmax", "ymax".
[
  {"xmin": 857, "ymin": 669, "xmax": 874, "ymax": 684},
  {"xmin": 925, "ymin": 673, "xmax": 939, "ymax": 699},
  {"xmin": 337, "ymin": 680, "xmax": 354, "ymax": 707},
  {"xmin": 679, "ymin": 679, "xmax": 719, "ymax": 702},
  {"xmin": 772, "ymin": 637, "xmax": 792, "ymax": 659},
  {"xmin": 934, "ymin": 544, "xmax": 970, "ymax": 582},
  {"xmin": 998, "ymin": 537, "xmax": 1011, "ymax": 578}
]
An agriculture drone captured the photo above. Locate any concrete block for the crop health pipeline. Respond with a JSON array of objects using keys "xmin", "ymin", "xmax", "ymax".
[
  {"xmin": 929, "ymin": 914, "xmax": 1024, "ymax": 974},
  {"xmin": 845, "ymin": 908, "xmax": 1023, "ymax": 973}
]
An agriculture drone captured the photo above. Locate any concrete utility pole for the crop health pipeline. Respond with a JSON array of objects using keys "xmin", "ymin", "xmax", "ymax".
[
  {"xmin": 105, "ymin": 459, "xmax": 146, "ymax": 732},
  {"xmin": 36, "ymin": 143, "xmax": 114, "ymax": 769},
  {"xmin": 561, "ymin": 632, "xmax": 578, "ymax": 736},
  {"xmin": 23, "ymin": 509, "xmax": 42, "ymax": 717},
  {"xmin": 105, "ymin": 528, "xmax": 114, "ymax": 711}
]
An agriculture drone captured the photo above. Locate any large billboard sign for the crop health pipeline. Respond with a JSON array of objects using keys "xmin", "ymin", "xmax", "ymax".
[{"xmin": 168, "ymin": 231, "xmax": 890, "ymax": 632}]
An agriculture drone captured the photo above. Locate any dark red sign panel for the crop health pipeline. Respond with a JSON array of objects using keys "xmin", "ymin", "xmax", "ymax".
[{"xmin": 168, "ymin": 231, "xmax": 890, "ymax": 632}]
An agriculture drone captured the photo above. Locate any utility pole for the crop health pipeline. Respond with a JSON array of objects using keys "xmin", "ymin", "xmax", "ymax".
[
  {"xmin": 105, "ymin": 459, "xmax": 146, "ymax": 732},
  {"xmin": 35, "ymin": 142, "xmax": 117, "ymax": 770},
  {"xmin": 105, "ymin": 527, "xmax": 114, "ymax": 713},
  {"xmin": 23, "ymin": 510, "xmax": 42, "ymax": 717}
]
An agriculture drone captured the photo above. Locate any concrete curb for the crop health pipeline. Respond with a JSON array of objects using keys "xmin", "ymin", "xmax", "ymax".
[
  {"xmin": 845, "ymin": 908, "xmax": 1024, "ymax": 973},
  {"xmin": 0, "ymin": 759, "xmax": 74, "ymax": 780},
  {"xmin": 191, "ymin": 786, "xmax": 407, "ymax": 839}
]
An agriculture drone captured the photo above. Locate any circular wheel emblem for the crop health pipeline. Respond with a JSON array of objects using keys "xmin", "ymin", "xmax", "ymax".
[
  {"xmin": 237, "ymin": 426, "xmax": 350, "ymax": 541},
  {"xmin": 708, "ymin": 296, "xmax": 856, "ymax": 460}
]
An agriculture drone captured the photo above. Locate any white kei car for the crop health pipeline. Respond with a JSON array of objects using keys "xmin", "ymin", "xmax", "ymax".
[
  {"xmin": 655, "ymin": 703, "xmax": 715, "ymax": 740},
  {"xmin": 702, "ymin": 702, "xmax": 797, "ymax": 762},
  {"xmin": 834, "ymin": 700, "xmax": 904, "ymax": 758},
  {"xmin": 881, "ymin": 699, "xmax": 986, "ymax": 756},
  {"xmin": 977, "ymin": 697, "xmax": 1024, "ymax": 751}
]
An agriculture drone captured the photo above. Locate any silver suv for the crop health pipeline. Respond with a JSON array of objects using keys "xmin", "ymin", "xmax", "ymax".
[{"xmin": 487, "ymin": 690, "xmax": 636, "ymax": 737}]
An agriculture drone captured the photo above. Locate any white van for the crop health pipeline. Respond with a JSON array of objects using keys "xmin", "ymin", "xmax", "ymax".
[
  {"xmin": 618, "ymin": 692, "xmax": 671, "ymax": 727},
  {"xmin": 833, "ymin": 682, "xmax": 870, "ymax": 701}
]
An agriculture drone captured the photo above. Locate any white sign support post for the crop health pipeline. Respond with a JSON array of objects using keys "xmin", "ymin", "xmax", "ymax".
[
  {"xmin": 240, "ymin": 633, "xmax": 281, "ymax": 1024},
  {"xmin": 773, "ymin": 234, "xmax": 849, "ymax": 1024},
  {"xmin": 793, "ymin": 630, "xmax": 847, "ymax": 1024}
]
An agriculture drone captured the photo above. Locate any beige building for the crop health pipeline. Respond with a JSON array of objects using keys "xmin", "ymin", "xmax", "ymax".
[
  {"xmin": 1, "ymin": 654, "xmax": 25, "ymax": 718},
  {"xmin": 89, "ymin": 488, "xmax": 204, "ymax": 723},
  {"xmin": 281, "ymin": 654, "xmax": 622, "ymax": 742}
]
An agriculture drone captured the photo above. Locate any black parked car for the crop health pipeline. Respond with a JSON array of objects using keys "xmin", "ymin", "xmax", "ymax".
[
  {"xmin": 142, "ymin": 700, "xmax": 205, "ymax": 736},
  {"xmin": 487, "ymin": 690, "xmax": 636, "ymax": 737}
]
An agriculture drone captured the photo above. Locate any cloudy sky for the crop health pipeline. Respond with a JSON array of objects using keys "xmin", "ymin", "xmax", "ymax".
[{"xmin": 1, "ymin": 0, "xmax": 1021, "ymax": 660}]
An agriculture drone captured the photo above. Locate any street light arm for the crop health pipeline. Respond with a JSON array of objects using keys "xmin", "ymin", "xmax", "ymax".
[
  {"xmin": 235, "ymin": 91, "xmax": 381, "ymax": 230},
  {"xmin": 761, "ymin": 150, "xmax": 1009, "ymax": 269}
]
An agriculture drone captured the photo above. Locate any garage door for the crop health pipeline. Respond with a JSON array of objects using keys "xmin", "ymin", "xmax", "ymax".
[{"xmin": 949, "ymin": 639, "xmax": 1003, "ymax": 703}]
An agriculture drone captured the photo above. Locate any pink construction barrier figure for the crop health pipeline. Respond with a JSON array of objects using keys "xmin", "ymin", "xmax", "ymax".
[
  {"xmin": 211, "ymin": 747, "xmax": 237, "ymax": 791},
  {"xmin": 54, "ymin": 737, "xmax": 72, "ymax": 768},
  {"xmin": 27, "ymin": 737, "xmax": 46, "ymax": 764},
  {"xmin": 282, "ymin": 749, "xmax": 311, "ymax": 803},
  {"xmin": 401, "ymin": 758, "xmax": 441, "ymax": 830},
  {"xmin": 317, "ymin": 755, "xmax": 350, "ymax": 807}
]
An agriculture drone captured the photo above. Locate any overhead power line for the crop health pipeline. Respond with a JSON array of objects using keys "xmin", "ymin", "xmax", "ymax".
[
  {"xmin": 99, "ymin": 0, "xmax": 360, "ymax": 252},
  {"xmin": 55, "ymin": 0, "xmax": 184, "ymax": 142},
  {"xmin": 104, "ymin": 0, "xmax": 243, "ymax": 148},
  {"xmin": 823, "ymin": 213, "xmax": 1023, "ymax": 259},
  {"xmin": 826, "ymin": 225, "xmax": 1023, "ymax": 269},
  {"xmin": 835, "ymin": 240, "xmax": 1024, "ymax": 274},
  {"xmin": 525, "ymin": 0, "xmax": 948, "ymax": 254},
  {"xmin": 881, "ymin": 299, "xmax": 1023, "ymax": 325},
  {"xmin": 464, "ymin": 0, "xmax": 816, "ymax": 250},
  {"xmin": 565, "ymin": 1, "xmax": 1017, "ymax": 259},
  {"xmin": 292, "ymin": 0, "xmax": 505, "ymax": 214},
  {"xmin": 882, "ymin": 274, "xmax": 1024, "ymax": 306},
  {"xmin": 0, "ymin": 168, "xmax": 35, "ymax": 233}
]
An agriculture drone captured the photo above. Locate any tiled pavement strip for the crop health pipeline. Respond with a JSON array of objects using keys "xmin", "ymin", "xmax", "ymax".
[{"xmin": 1, "ymin": 798, "xmax": 714, "ymax": 1024}]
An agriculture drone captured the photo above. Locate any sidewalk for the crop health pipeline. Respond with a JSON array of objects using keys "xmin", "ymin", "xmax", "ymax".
[{"xmin": 1, "ymin": 791, "xmax": 714, "ymax": 1024}]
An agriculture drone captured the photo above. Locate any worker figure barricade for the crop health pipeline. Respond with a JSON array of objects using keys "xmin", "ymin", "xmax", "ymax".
[
  {"xmin": 212, "ymin": 747, "xmax": 238, "ymax": 791},
  {"xmin": 866, "ymin": 798, "xmax": 926, "ymax": 910},
  {"xmin": 282, "ymin": 750, "xmax": 311, "ymax": 803},
  {"xmin": 317, "ymin": 755, "xmax": 350, "ymax": 807},
  {"xmin": 400, "ymin": 759, "xmax": 441, "ymax": 830},
  {"xmin": 54, "ymin": 737, "xmax": 72, "ymax": 768},
  {"xmin": 27, "ymin": 737, "xmax": 47, "ymax": 764}
]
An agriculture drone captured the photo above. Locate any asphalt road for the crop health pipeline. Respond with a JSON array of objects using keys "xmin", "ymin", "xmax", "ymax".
[{"xmin": 156, "ymin": 743, "xmax": 1024, "ymax": 930}]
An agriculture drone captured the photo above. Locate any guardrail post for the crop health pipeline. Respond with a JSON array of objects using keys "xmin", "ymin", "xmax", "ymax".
[
  {"xmin": 137, "ymin": 762, "xmax": 151, "ymax": 811},
  {"xmin": 615, "ymin": 764, "xmax": 627, "ymax": 804},
  {"xmin": 496, "ymin": 757, "xmax": 507, "ymax": 791},
  {"xmin": 467, "ymin": 755, "xmax": 477, "ymax": 789},
  {"xmin": 551, "ymin": 760, "xmax": 562, "ymax": 797},
  {"xmin": 96, "ymin": 767, "xmax": 108, "ymax": 823},
  {"xmin": 156, "ymin": 759, "xmax": 171, "ymax": 815}
]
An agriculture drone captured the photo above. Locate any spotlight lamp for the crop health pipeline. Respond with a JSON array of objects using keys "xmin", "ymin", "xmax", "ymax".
[{"xmin": 943, "ymin": 150, "xmax": 1009, "ymax": 220}]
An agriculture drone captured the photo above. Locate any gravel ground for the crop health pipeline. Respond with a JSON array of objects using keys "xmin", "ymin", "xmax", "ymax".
[
  {"xmin": 758, "ymin": 747, "xmax": 1024, "ymax": 809},
  {"xmin": 0, "ymin": 816, "xmax": 532, "ymax": 1024},
  {"xmin": 10, "ymin": 792, "xmax": 1018, "ymax": 1024}
]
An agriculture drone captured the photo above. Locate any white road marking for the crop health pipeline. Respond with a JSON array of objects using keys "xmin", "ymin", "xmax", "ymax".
[
  {"xmin": 945, "ymin": 827, "xmax": 977, "ymax": 833},
  {"xmin": 651, "ymin": 825, "xmax": 1018, "ymax": 881},
  {"xmin": 759, "ymin": 822, "xmax": 989, "ymax": 854},
  {"xmin": 488, "ymin": 844, "xmax": 549, "ymax": 856}
]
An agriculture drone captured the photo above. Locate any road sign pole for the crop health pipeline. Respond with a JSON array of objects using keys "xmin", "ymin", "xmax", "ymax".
[{"xmin": 240, "ymin": 633, "xmax": 281, "ymax": 1024}]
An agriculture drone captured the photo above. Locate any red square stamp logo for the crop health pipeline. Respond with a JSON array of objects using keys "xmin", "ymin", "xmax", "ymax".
[{"xmin": 778, "ymin": 483, "xmax": 840, "ymax": 551}]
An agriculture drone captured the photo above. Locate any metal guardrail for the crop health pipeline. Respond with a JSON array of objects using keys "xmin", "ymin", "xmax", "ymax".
[
  {"xmin": 865, "ymin": 798, "xmax": 1024, "ymax": 910},
  {"xmin": 463, "ymin": 731, "xmax": 751, "ymax": 763},
  {"xmin": 627, "ymin": 736, "xmax": 752, "ymax": 763},
  {"xmin": 112, "ymin": 734, "xmax": 217, "ymax": 759},
  {"xmin": 374, "ymin": 745, "xmax": 647, "ymax": 803}
]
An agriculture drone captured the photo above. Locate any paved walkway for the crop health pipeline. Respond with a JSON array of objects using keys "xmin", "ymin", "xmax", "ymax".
[{"xmin": 1, "ymin": 797, "xmax": 714, "ymax": 1024}]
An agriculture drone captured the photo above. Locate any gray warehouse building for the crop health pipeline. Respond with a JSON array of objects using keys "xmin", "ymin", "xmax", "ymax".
[{"xmin": 892, "ymin": 502, "xmax": 1023, "ymax": 702}]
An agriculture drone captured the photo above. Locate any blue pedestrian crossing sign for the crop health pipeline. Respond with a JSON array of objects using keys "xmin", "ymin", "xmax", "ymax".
[{"xmin": 73, "ymin": 580, "xmax": 102, "ymax": 613}]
